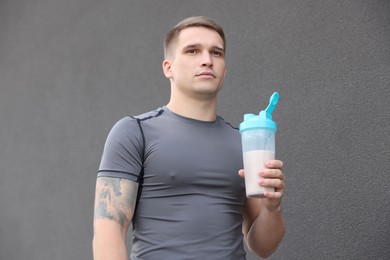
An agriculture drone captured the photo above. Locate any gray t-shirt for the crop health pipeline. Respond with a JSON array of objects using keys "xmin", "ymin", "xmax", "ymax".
[{"xmin": 98, "ymin": 107, "xmax": 246, "ymax": 259}]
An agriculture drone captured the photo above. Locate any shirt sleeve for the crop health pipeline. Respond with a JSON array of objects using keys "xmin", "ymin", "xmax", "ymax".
[{"xmin": 97, "ymin": 117, "xmax": 143, "ymax": 182}]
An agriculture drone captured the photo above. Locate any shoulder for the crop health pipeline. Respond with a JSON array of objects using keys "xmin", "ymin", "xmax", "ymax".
[
  {"xmin": 107, "ymin": 116, "xmax": 139, "ymax": 140},
  {"xmin": 109, "ymin": 107, "xmax": 166, "ymax": 132},
  {"xmin": 217, "ymin": 116, "xmax": 240, "ymax": 132},
  {"xmin": 131, "ymin": 107, "xmax": 166, "ymax": 122}
]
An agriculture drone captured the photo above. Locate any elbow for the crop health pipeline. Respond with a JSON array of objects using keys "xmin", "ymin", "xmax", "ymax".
[
  {"xmin": 247, "ymin": 243, "xmax": 279, "ymax": 259},
  {"xmin": 244, "ymin": 230, "xmax": 285, "ymax": 259},
  {"xmin": 245, "ymin": 240, "xmax": 278, "ymax": 259},
  {"xmin": 256, "ymin": 248, "xmax": 277, "ymax": 259}
]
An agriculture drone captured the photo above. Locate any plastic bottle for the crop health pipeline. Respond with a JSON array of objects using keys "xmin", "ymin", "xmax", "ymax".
[{"xmin": 239, "ymin": 92, "xmax": 280, "ymax": 198}]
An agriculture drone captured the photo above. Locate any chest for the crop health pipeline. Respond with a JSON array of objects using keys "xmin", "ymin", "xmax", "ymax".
[{"xmin": 142, "ymin": 122, "xmax": 244, "ymax": 194}]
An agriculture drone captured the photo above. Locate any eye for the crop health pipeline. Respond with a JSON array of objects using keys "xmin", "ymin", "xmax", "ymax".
[
  {"xmin": 186, "ymin": 49, "xmax": 198, "ymax": 54},
  {"xmin": 211, "ymin": 50, "xmax": 223, "ymax": 57}
]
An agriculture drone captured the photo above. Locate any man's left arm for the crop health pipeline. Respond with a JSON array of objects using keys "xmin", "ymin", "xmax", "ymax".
[{"xmin": 239, "ymin": 160, "xmax": 285, "ymax": 258}]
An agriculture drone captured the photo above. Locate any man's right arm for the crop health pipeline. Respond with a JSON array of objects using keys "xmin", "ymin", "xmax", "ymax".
[{"xmin": 93, "ymin": 176, "xmax": 139, "ymax": 260}]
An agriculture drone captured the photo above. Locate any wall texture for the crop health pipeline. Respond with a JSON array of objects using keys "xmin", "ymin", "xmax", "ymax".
[{"xmin": 0, "ymin": 1, "xmax": 389, "ymax": 259}]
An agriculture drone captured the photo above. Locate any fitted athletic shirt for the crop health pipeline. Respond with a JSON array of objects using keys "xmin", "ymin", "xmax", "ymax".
[{"xmin": 98, "ymin": 107, "xmax": 247, "ymax": 259}]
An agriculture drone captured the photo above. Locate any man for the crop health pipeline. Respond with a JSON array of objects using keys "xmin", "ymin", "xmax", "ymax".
[{"xmin": 93, "ymin": 16, "xmax": 285, "ymax": 259}]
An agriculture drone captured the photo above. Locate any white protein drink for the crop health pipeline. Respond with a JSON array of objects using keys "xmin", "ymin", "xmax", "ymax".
[{"xmin": 243, "ymin": 150, "xmax": 275, "ymax": 198}]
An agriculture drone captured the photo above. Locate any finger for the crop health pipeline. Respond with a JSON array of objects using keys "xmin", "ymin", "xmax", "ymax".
[
  {"xmin": 260, "ymin": 169, "xmax": 284, "ymax": 179},
  {"xmin": 259, "ymin": 178, "xmax": 284, "ymax": 189},
  {"xmin": 264, "ymin": 190, "xmax": 283, "ymax": 200},
  {"xmin": 238, "ymin": 169, "xmax": 245, "ymax": 178},
  {"xmin": 265, "ymin": 160, "xmax": 284, "ymax": 169}
]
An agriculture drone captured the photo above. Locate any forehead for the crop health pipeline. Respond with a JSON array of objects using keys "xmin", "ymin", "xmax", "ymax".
[{"xmin": 175, "ymin": 27, "xmax": 224, "ymax": 49}]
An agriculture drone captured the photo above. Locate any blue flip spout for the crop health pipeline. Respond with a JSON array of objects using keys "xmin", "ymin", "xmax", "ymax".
[{"xmin": 259, "ymin": 92, "xmax": 279, "ymax": 120}]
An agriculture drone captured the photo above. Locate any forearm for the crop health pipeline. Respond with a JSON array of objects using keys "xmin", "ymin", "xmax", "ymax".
[
  {"xmin": 245, "ymin": 205, "xmax": 285, "ymax": 258},
  {"xmin": 93, "ymin": 220, "xmax": 129, "ymax": 260}
]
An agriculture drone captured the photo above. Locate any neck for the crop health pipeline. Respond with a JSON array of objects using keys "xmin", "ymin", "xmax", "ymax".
[{"xmin": 166, "ymin": 93, "xmax": 218, "ymax": 122}]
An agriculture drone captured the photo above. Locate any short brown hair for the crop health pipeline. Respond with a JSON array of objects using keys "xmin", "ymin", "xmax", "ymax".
[{"xmin": 164, "ymin": 16, "xmax": 226, "ymax": 58}]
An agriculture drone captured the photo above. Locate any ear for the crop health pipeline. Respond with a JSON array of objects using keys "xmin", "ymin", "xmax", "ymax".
[{"xmin": 162, "ymin": 59, "xmax": 173, "ymax": 79}]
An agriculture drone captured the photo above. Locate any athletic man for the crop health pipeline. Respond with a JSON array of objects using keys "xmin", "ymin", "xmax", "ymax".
[{"xmin": 93, "ymin": 16, "xmax": 285, "ymax": 260}]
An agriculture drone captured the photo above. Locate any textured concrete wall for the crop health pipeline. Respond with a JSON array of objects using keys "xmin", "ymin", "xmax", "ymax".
[{"xmin": 0, "ymin": 1, "xmax": 389, "ymax": 259}]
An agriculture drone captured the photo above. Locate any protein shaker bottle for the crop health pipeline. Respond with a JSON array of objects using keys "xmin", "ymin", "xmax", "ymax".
[{"xmin": 239, "ymin": 92, "xmax": 280, "ymax": 198}]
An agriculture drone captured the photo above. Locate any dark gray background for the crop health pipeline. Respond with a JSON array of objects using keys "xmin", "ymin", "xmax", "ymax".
[{"xmin": 1, "ymin": 0, "xmax": 389, "ymax": 259}]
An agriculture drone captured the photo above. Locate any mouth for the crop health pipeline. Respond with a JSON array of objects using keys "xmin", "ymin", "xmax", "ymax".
[{"xmin": 196, "ymin": 71, "xmax": 216, "ymax": 78}]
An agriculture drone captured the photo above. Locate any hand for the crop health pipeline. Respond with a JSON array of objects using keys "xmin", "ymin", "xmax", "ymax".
[{"xmin": 238, "ymin": 159, "xmax": 285, "ymax": 211}]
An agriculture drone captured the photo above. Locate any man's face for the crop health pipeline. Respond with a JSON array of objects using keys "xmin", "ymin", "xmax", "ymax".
[{"xmin": 163, "ymin": 27, "xmax": 226, "ymax": 99}]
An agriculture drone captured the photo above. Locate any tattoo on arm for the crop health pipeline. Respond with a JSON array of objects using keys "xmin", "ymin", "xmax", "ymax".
[{"xmin": 94, "ymin": 177, "xmax": 138, "ymax": 227}]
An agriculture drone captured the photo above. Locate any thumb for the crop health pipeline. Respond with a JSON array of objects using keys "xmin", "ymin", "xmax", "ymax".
[{"xmin": 238, "ymin": 169, "xmax": 245, "ymax": 178}]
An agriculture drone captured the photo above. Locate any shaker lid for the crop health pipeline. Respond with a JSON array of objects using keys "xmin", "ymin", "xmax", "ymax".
[{"xmin": 239, "ymin": 92, "xmax": 279, "ymax": 133}]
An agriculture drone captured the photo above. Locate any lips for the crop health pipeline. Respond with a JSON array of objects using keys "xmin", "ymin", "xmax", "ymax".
[{"xmin": 196, "ymin": 71, "xmax": 216, "ymax": 78}]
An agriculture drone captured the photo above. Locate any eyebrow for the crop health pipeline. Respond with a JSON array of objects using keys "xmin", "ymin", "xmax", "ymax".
[{"xmin": 182, "ymin": 44, "xmax": 225, "ymax": 53}]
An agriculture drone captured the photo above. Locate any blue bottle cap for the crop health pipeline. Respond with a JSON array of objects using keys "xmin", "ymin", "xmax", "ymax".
[{"xmin": 239, "ymin": 92, "xmax": 280, "ymax": 133}]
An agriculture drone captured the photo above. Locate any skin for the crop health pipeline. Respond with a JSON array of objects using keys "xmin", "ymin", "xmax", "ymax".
[
  {"xmin": 93, "ymin": 26, "xmax": 285, "ymax": 259},
  {"xmin": 239, "ymin": 160, "xmax": 285, "ymax": 258},
  {"xmin": 93, "ymin": 177, "xmax": 138, "ymax": 260},
  {"xmin": 163, "ymin": 27, "xmax": 226, "ymax": 121}
]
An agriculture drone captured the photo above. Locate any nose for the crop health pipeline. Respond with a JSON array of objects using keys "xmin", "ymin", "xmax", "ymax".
[{"xmin": 201, "ymin": 52, "xmax": 213, "ymax": 68}]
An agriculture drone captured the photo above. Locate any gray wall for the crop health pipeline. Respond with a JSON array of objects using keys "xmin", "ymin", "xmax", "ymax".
[{"xmin": 1, "ymin": 1, "xmax": 389, "ymax": 259}]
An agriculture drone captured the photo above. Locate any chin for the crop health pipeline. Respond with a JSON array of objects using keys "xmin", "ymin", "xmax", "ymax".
[
  {"xmin": 195, "ymin": 87, "xmax": 221, "ymax": 95},
  {"xmin": 196, "ymin": 83, "xmax": 222, "ymax": 92}
]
